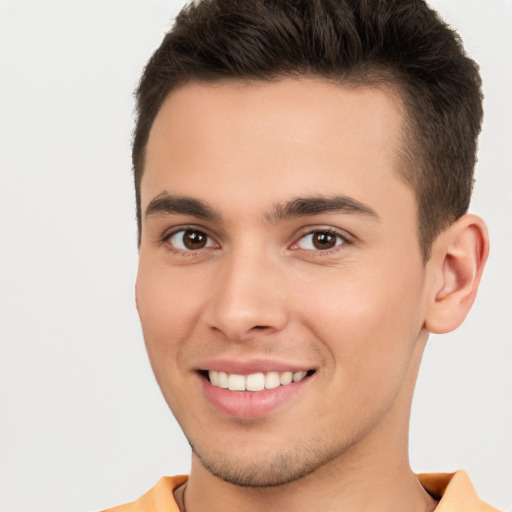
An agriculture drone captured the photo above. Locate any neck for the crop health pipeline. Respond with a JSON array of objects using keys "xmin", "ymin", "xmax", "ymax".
[
  {"xmin": 183, "ymin": 443, "xmax": 436, "ymax": 512},
  {"xmin": 182, "ymin": 409, "xmax": 436, "ymax": 512}
]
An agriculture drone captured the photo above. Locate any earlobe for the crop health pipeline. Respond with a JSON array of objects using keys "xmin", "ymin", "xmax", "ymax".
[{"xmin": 425, "ymin": 214, "xmax": 489, "ymax": 334}]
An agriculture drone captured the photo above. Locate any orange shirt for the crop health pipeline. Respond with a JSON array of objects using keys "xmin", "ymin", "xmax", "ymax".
[{"xmin": 101, "ymin": 471, "xmax": 501, "ymax": 512}]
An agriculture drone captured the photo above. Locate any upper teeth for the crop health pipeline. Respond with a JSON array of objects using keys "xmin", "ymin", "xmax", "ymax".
[{"xmin": 208, "ymin": 370, "xmax": 308, "ymax": 391}]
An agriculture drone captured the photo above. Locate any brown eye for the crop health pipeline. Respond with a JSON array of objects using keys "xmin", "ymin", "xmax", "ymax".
[
  {"xmin": 183, "ymin": 231, "xmax": 206, "ymax": 249},
  {"xmin": 312, "ymin": 232, "xmax": 336, "ymax": 249},
  {"xmin": 169, "ymin": 229, "xmax": 215, "ymax": 251},
  {"xmin": 296, "ymin": 231, "xmax": 345, "ymax": 251}
]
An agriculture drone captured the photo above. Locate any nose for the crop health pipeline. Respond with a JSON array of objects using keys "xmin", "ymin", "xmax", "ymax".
[{"xmin": 204, "ymin": 248, "xmax": 289, "ymax": 341}]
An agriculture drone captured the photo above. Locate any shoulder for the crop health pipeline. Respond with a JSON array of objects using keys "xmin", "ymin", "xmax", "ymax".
[
  {"xmin": 100, "ymin": 475, "xmax": 188, "ymax": 512},
  {"xmin": 418, "ymin": 470, "xmax": 502, "ymax": 512}
]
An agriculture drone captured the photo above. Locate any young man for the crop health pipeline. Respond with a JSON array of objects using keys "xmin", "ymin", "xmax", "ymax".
[{"xmin": 104, "ymin": 1, "xmax": 498, "ymax": 510}]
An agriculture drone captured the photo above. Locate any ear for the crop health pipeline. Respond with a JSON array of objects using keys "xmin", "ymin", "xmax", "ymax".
[{"xmin": 425, "ymin": 214, "xmax": 489, "ymax": 334}]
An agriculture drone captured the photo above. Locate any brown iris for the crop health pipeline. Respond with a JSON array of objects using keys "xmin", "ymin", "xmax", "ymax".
[
  {"xmin": 182, "ymin": 230, "xmax": 208, "ymax": 250},
  {"xmin": 312, "ymin": 232, "xmax": 337, "ymax": 250}
]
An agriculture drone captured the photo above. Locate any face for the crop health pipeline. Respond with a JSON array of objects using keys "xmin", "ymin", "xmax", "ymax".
[{"xmin": 136, "ymin": 79, "xmax": 431, "ymax": 487}]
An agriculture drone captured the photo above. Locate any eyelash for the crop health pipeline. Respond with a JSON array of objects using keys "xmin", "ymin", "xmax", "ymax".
[{"xmin": 160, "ymin": 226, "xmax": 351, "ymax": 256}]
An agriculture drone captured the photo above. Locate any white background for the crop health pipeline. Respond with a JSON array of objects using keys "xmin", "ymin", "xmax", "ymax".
[{"xmin": 0, "ymin": 1, "xmax": 511, "ymax": 511}]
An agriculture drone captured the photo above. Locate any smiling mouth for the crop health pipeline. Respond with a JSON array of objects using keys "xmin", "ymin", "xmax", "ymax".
[{"xmin": 202, "ymin": 369, "xmax": 316, "ymax": 392}]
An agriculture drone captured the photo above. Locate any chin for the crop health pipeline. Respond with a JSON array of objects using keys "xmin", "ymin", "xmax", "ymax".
[{"xmin": 190, "ymin": 437, "xmax": 343, "ymax": 488}]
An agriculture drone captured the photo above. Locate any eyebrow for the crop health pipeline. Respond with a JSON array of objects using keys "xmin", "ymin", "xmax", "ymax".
[
  {"xmin": 266, "ymin": 195, "xmax": 379, "ymax": 223},
  {"xmin": 145, "ymin": 193, "xmax": 221, "ymax": 221},
  {"xmin": 145, "ymin": 192, "xmax": 379, "ymax": 224}
]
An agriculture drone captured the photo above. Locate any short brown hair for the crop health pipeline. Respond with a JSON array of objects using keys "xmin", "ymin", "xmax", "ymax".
[{"xmin": 133, "ymin": 0, "xmax": 483, "ymax": 259}]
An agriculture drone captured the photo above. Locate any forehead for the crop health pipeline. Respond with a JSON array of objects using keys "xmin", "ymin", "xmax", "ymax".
[{"xmin": 142, "ymin": 78, "xmax": 411, "ymax": 219}]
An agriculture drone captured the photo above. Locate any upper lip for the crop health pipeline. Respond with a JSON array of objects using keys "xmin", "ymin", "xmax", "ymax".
[{"xmin": 197, "ymin": 358, "xmax": 316, "ymax": 375}]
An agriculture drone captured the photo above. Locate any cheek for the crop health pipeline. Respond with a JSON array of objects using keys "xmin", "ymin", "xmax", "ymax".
[
  {"xmin": 295, "ymin": 264, "xmax": 426, "ymax": 430},
  {"xmin": 135, "ymin": 259, "xmax": 205, "ymax": 357},
  {"xmin": 135, "ymin": 260, "xmax": 209, "ymax": 415},
  {"xmin": 296, "ymin": 257, "xmax": 426, "ymax": 379}
]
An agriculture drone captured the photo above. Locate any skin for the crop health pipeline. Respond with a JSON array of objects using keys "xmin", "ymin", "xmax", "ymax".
[{"xmin": 136, "ymin": 79, "xmax": 488, "ymax": 512}]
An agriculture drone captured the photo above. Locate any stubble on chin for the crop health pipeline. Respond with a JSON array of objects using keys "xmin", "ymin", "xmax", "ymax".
[{"xmin": 189, "ymin": 436, "xmax": 346, "ymax": 488}]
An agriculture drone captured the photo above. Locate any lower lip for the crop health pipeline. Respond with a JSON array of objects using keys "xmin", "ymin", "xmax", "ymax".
[{"xmin": 200, "ymin": 376, "xmax": 309, "ymax": 418}]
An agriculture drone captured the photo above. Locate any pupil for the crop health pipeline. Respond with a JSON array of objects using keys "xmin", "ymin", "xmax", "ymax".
[
  {"xmin": 184, "ymin": 231, "xmax": 206, "ymax": 249},
  {"xmin": 313, "ymin": 232, "xmax": 335, "ymax": 250}
]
